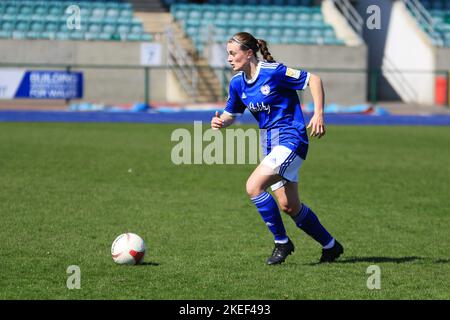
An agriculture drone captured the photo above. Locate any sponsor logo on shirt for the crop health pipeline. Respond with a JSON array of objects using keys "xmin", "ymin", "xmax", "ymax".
[
  {"xmin": 248, "ymin": 102, "xmax": 270, "ymax": 114},
  {"xmin": 241, "ymin": 92, "xmax": 247, "ymax": 99},
  {"xmin": 286, "ymin": 68, "xmax": 301, "ymax": 79}
]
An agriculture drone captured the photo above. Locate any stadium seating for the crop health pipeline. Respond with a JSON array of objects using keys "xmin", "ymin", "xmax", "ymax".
[
  {"xmin": 0, "ymin": 0, "xmax": 152, "ymax": 42},
  {"xmin": 415, "ymin": 0, "xmax": 450, "ymax": 46},
  {"xmin": 164, "ymin": 0, "xmax": 314, "ymax": 6},
  {"xmin": 168, "ymin": 1, "xmax": 345, "ymax": 54}
]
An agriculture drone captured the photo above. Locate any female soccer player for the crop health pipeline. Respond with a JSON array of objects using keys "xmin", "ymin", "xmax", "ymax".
[{"xmin": 211, "ymin": 32, "xmax": 343, "ymax": 265}]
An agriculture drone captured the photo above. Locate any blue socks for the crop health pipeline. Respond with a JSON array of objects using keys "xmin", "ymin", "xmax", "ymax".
[
  {"xmin": 251, "ymin": 192, "xmax": 288, "ymax": 243},
  {"xmin": 251, "ymin": 193, "xmax": 333, "ymax": 248},
  {"xmin": 293, "ymin": 204, "xmax": 334, "ymax": 248}
]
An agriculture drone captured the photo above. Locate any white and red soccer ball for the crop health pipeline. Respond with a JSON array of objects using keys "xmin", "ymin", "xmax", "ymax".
[{"xmin": 111, "ymin": 233, "xmax": 146, "ymax": 265}]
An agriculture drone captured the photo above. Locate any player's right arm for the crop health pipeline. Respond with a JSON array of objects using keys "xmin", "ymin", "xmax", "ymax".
[
  {"xmin": 211, "ymin": 111, "xmax": 235, "ymax": 129},
  {"xmin": 211, "ymin": 76, "xmax": 245, "ymax": 130}
]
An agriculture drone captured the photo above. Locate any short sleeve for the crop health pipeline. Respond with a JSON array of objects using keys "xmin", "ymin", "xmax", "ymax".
[
  {"xmin": 224, "ymin": 78, "xmax": 246, "ymax": 116},
  {"xmin": 274, "ymin": 64, "xmax": 310, "ymax": 91}
]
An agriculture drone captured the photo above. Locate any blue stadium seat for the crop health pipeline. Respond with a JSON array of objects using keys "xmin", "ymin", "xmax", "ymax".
[
  {"xmin": 269, "ymin": 28, "xmax": 283, "ymax": 38},
  {"xmin": 15, "ymin": 21, "xmax": 29, "ymax": 32},
  {"xmin": 5, "ymin": 5, "xmax": 18, "ymax": 15},
  {"xmin": 216, "ymin": 11, "xmax": 229, "ymax": 20},
  {"xmin": 266, "ymin": 35, "xmax": 281, "ymax": 44},
  {"xmin": 0, "ymin": 31, "xmax": 13, "ymax": 39},
  {"xmin": 280, "ymin": 36, "xmax": 295, "ymax": 44},
  {"xmin": 2, "ymin": 21, "xmax": 15, "ymax": 31},
  {"xmin": 30, "ymin": 22, "xmax": 45, "ymax": 32},
  {"xmin": 188, "ymin": 9, "xmax": 202, "ymax": 20},
  {"xmin": 283, "ymin": 28, "xmax": 296, "ymax": 38},
  {"xmin": 102, "ymin": 23, "xmax": 116, "ymax": 34},
  {"xmin": 48, "ymin": 6, "xmax": 63, "ymax": 16},
  {"xmin": 229, "ymin": 11, "xmax": 243, "ymax": 20},
  {"xmin": 106, "ymin": 8, "xmax": 120, "ymax": 18},
  {"xmin": 120, "ymin": 9, "xmax": 133, "ymax": 19},
  {"xmin": 117, "ymin": 24, "xmax": 130, "ymax": 34},
  {"xmin": 45, "ymin": 22, "xmax": 59, "ymax": 32},
  {"xmin": 12, "ymin": 31, "xmax": 27, "ymax": 40},
  {"xmin": 88, "ymin": 23, "xmax": 102, "ymax": 33},
  {"xmin": 34, "ymin": 6, "xmax": 47, "ymax": 16},
  {"xmin": 296, "ymin": 29, "xmax": 309, "ymax": 37},
  {"xmin": 203, "ymin": 10, "xmax": 216, "ymax": 20},
  {"xmin": 257, "ymin": 12, "xmax": 271, "ymax": 21}
]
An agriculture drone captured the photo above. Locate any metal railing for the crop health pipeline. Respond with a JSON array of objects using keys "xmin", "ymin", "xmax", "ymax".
[
  {"xmin": 165, "ymin": 26, "xmax": 198, "ymax": 99},
  {"xmin": 331, "ymin": 0, "xmax": 364, "ymax": 37}
]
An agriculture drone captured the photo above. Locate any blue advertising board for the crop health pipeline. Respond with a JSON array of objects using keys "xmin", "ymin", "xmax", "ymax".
[{"xmin": 0, "ymin": 70, "xmax": 83, "ymax": 99}]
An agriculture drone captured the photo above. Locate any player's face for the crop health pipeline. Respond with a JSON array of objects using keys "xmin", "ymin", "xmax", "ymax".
[{"xmin": 227, "ymin": 41, "xmax": 251, "ymax": 72}]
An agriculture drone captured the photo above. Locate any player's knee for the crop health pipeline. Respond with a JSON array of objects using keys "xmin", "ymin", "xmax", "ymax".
[{"xmin": 246, "ymin": 180, "xmax": 264, "ymax": 198}]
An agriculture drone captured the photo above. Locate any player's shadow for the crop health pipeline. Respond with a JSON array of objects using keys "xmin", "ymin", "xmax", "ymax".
[
  {"xmin": 139, "ymin": 261, "xmax": 160, "ymax": 266},
  {"xmin": 304, "ymin": 256, "xmax": 425, "ymax": 266},
  {"xmin": 334, "ymin": 256, "xmax": 424, "ymax": 264},
  {"xmin": 434, "ymin": 259, "xmax": 450, "ymax": 264},
  {"xmin": 304, "ymin": 256, "xmax": 450, "ymax": 266}
]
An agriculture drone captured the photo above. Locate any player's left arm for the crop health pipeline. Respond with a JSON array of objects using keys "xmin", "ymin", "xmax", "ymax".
[{"xmin": 306, "ymin": 73, "xmax": 326, "ymax": 139}]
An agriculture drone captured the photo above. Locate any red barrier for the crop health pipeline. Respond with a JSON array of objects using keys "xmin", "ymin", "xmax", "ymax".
[{"xmin": 435, "ymin": 75, "xmax": 448, "ymax": 106}]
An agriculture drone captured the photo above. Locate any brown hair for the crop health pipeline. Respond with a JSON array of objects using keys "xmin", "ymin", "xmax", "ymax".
[{"xmin": 228, "ymin": 32, "xmax": 275, "ymax": 62}]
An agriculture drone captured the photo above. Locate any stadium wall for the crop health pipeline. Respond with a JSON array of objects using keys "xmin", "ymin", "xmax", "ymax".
[
  {"xmin": 1, "ymin": 39, "xmax": 367, "ymax": 106},
  {"xmin": 270, "ymin": 44, "xmax": 367, "ymax": 105},
  {"xmin": 208, "ymin": 43, "xmax": 367, "ymax": 105},
  {"xmin": 436, "ymin": 48, "xmax": 450, "ymax": 71}
]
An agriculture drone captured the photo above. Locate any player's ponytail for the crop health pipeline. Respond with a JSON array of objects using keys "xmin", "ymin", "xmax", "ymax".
[
  {"xmin": 229, "ymin": 32, "xmax": 276, "ymax": 62},
  {"xmin": 257, "ymin": 39, "xmax": 275, "ymax": 63}
]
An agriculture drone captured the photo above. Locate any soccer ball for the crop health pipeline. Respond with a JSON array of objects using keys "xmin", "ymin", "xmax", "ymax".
[{"xmin": 111, "ymin": 233, "xmax": 146, "ymax": 265}]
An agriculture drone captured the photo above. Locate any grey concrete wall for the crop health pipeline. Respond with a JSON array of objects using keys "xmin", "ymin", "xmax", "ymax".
[
  {"xmin": 436, "ymin": 48, "xmax": 450, "ymax": 71},
  {"xmin": 0, "ymin": 39, "xmax": 368, "ymax": 105},
  {"xmin": 270, "ymin": 44, "xmax": 368, "ymax": 105},
  {"xmin": 208, "ymin": 43, "xmax": 368, "ymax": 105},
  {"xmin": 0, "ymin": 39, "xmax": 167, "ymax": 104}
]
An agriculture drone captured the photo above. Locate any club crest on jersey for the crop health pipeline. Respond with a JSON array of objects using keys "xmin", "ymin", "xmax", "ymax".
[
  {"xmin": 286, "ymin": 68, "xmax": 301, "ymax": 79},
  {"xmin": 260, "ymin": 85, "xmax": 270, "ymax": 95}
]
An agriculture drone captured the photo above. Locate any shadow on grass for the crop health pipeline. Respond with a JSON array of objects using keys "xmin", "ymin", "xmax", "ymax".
[
  {"xmin": 434, "ymin": 259, "xmax": 450, "ymax": 264},
  {"xmin": 305, "ymin": 256, "xmax": 426, "ymax": 266},
  {"xmin": 139, "ymin": 261, "xmax": 160, "ymax": 266},
  {"xmin": 335, "ymin": 256, "xmax": 424, "ymax": 264}
]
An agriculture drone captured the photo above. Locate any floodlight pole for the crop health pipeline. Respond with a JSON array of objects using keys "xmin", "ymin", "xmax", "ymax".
[
  {"xmin": 66, "ymin": 65, "xmax": 71, "ymax": 106},
  {"xmin": 144, "ymin": 67, "xmax": 150, "ymax": 107}
]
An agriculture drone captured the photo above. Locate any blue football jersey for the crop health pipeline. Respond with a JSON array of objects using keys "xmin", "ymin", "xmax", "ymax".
[{"xmin": 224, "ymin": 61, "xmax": 311, "ymax": 159}]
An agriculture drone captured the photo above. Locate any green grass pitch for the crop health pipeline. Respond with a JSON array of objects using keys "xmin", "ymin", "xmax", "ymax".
[{"xmin": 0, "ymin": 122, "xmax": 449, "ymax": 299}]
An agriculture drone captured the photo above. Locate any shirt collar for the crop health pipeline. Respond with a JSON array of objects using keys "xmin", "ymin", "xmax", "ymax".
[{"xmin": 244, "ymin": 60, "xmax": 261, "ymax": 84}]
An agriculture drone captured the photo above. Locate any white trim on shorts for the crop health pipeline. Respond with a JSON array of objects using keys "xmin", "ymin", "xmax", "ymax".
[{"xmin": 260, "ymin": 145, "xmax": 304, "ymax": 191}]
